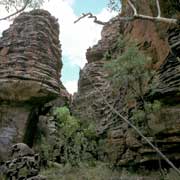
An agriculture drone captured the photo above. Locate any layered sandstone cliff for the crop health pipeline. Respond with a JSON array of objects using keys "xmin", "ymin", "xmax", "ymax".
[
  {"xmin": 0, "ymin": 10, "xmax": 61, "ymax": 101},
  {"xmin": 72, "ymin": 0, "xmax": 180, "ymax": 167}
]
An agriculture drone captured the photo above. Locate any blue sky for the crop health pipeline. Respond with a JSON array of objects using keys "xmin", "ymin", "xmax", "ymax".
[
  {"xmin": 57, "ymin": 0, "xmax": 116, "ymax": 94},
  {"xmin": 61, "ymin": 0, "xmax": 109, "ymax": 84},
  {"xmin": 73, "ymin": 0, "xmax": 109, "ymax": 15}
]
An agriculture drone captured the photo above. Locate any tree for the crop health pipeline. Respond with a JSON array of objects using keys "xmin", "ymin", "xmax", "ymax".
[
  {"xmin": 0, "ymin": 0, "xmax": 44, "ymax": 21},
  {"xmin": 74, "ymin": 0, "xmax": 179, "ymax": 25},
  {"xmin": 105, "ymin": 38, "xmax": 154, "ymax": 102}
]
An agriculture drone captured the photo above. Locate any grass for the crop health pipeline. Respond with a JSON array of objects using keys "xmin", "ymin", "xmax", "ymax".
[
  {"xmin": 40, "ymin": 162, "xmax": 167, "ymax": 180},
  {"xmin": 0, "ymin": 175, "xmax": 6, "ymax": 180},
  {"xmin": 1, "ymin": 161, "xmax": 179, "ymax": 180}
]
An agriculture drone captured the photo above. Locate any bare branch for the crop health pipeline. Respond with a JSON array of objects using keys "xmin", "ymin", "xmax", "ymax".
[
  {"xmin": 0, "ymin": 0, "xmax": 31, "ymax": 21},
  {"xmin": 74, "ymin": 13, "xmax": 107, "ymax": 25},
  {"xmin": 156, "ymin": 0, "xmax": 161, "ymax": 17},
  {"xmin": 127, "ymin": 0, "xmax": 137, "ymax": 15},
  {"xmin": 134, "ymin": 14, "xmax": 177, "ymax": 24},
  {"xmin": 74, "ymin": 0, "xmax": 178, "ymax": 26}
]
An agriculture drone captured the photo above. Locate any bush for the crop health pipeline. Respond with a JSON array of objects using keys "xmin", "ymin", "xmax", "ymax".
[
  {"xmin": 105, "ymin": 36, "xmax": 154, "ymax": 100},
  {"xmin": 40, "ymin": 106, "xmax": 97, "ymax": 166},
  {"xmin": 131, "ymin": 100, "xmax": 161, "ymax": 134}
]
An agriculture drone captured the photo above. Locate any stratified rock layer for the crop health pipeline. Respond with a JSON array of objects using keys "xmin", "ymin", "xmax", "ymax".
[
  {"xmin": 73, "ymin": 0, "xmax": 180, "ymax": 167},
  {"xmin": 0, "ymin": 10, "xmax": 63, "ymax": 160},
  {"xmin": 0, "ymin": 10, "xmax": 61, "ymax": 102}
]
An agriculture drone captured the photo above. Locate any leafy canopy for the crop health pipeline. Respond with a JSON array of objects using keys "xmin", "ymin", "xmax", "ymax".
[
  {"xmin": 41, "ymin": 106, "xmax": 98, "ymax": 166},
  {"xmin": 105, "ymin": 35, "xmax": 154, "ymax": 99},
  {"xmin": 0, "ymin": 0, "xmax": 44, "ymax": 12}
]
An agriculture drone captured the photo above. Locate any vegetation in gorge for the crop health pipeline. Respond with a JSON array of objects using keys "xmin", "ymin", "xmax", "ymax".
[
  {"xmin": 105, "ymin": 35, "xmax": 162, "ymax": 134},
  {"xmin": 0, "ymin": 0, "xmax": 179, "ymax": 179},
  {"xmin": 105, "ymin": 36, "xmax": 153, "ymax": 101},
  {"xmin": 40, "ymin": 162, "xmax": 180, "ymax": 180},
  {"xmin": 39, "ymin": 106, "xmax": 98, "ymax": 166},
  {"xmin": 131, "ymin": 100, "xmax": 161, "ymax": 134}
]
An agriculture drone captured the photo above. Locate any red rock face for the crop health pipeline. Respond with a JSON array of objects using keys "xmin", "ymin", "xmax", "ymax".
[
  {"xmin": 72, "ymin": 1, "xmax": 180, "ymax": 167},
  {"xmin": 0, "ymin": 10, "xmax": 62, "ymax": 102}
]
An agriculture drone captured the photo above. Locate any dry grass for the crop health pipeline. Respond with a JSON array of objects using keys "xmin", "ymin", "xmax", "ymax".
[{"xmin": 40, "ymin": 162, "xmax": 166, "ymax": 180}]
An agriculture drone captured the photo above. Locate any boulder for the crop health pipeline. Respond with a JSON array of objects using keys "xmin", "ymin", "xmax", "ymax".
[{"xmin": 0, "ymin": 143, "xmax": 45, "ymax": 180}]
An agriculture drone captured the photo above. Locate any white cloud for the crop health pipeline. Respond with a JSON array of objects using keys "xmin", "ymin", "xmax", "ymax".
[
  {"xmin": 43, "ymin": 0, "xmax": 116, "ymax": 68},
  {"xmin": 64, "ymin": 80, "xmax": 78, "ymax": 94},
  {"xmin": 63, "ymin": 0, "xmax": 75, "ymax": 6},
  {"xmin": 0, "ymin": 6, "xmax": 13, "ymax": 36},
  {"xmin": 0, "ymin": 20, "xmax": 11, "ymax": 36},
  {"xmin": 43, "ymin": 0, "xmax": 116, "ymax": 93}
]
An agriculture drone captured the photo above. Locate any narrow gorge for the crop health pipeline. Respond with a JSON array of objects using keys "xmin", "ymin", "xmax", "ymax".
[{"xmin": 0, "ymin": 0, "xmax": 180, "ymax": 179}]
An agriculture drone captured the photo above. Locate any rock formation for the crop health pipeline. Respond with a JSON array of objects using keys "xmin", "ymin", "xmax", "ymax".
[
  {"xmin": 72, "ymin": 0, "xmax": 180, "ymax": 168},
  {"xmin": 0, "ymin": 10, "xmax": 64, "ymax": 161},
  {"xmin": 0, "ymin": 10, "xmax": 61, "ymax": 101},
  {"xmin": 0, "ymin": 143, "xmax": 46, "ymax": 179}
]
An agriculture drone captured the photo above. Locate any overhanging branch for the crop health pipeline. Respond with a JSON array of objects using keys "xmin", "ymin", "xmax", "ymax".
[
  {"xmin": 156, "ymin": 0, "xmax": 161, "ymax": 17},
  {"xmin": 126, "ymin": 0, "xmax": 177, "ymax": 24},
  {"xmin": 74, "ymin": 13, "xmax": 107, "ymax": 25},
  {"xmin": 0, "ymin": 0, "xmax": 31, "ymax": 21},
  {"xmin": 74, "ymin": 0, "xmax": 178, "ymax": 25},
  {"xmin": 127, "ymin": 0, "xmax": 137, "ymax": 15}
]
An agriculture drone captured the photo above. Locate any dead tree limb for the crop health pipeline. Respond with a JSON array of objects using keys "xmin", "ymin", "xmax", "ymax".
[
  {"xmin": 74, "ymin": 13, "xmax": 107, "ymax": 25},
  {"xmin": 0, "ymin": 0, "xmax": 31, "ymax": 21},
  {"xmin": 156, "ymin": 0, "xmax": 161, "ymax": 17},
  {"xmin": 127, "ymin": 0, "xmax": 137, "ymax": 15},
  {"xmin": 74, "ymin": 0, "xmax": 178, "ymax": 25},
  {"xmin": 127, "ymin": 0, "xmax": 177, "ymax": 24}
]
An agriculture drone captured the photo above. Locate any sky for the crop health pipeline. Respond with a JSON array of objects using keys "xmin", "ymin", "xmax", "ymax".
[{"xmin": 0, "ymin": 0, "xmax": 116, "ymax": 94}]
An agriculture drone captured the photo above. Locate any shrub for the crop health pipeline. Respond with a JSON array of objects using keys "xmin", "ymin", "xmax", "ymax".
[
  {"xmin": 105, "ymin": 36, "xmax": 154, "ymax": 100},
  {"xmin": 105, "ymin": 35, "xmax": 162, "ymax": 135},
  {"xmin": 40, "ymin": 106, "xmax": 97, "ymax": 166},
  {"xmin": 131, "ymin": 100, "xmax": 161, "ymax": 134}
]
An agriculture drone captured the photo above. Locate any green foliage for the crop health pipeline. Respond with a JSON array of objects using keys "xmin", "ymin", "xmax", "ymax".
[
  {"xmin": 41, "ymin": 162, "xmax": 167, "ymax": 180},
  {"xmin": 41, "ymin": 162, "xmax": 120, "ymax": 180},
  {"xmin": 160, "ymin": 0, "xmax": 180, "ymax": 17},
  {"xmin": 105, "ymin": 35, "xmax": 162, "ymax": 135},
  {"xmin": 39, "ymin": 136, "xmax": 52, "ymax": 160},
  {"xmin": 41, "ymin": 106, "xmax": 97, "ymax": 166},
  {"xmin": 83, "ymin": 123, "xmax": 96, "ymax": 138},
  {"xmin": 53, "ymin": 106, "xmax": 70, "ymax": 121},
  {"xmin": 54, "ymin": 107, "xmax": 97, "ymax": 165},
  {"xmin": 145, "ymin": 100, "xmax": 161, "ymax": 113},
  {"xmin": 105, "ymin": 36, "xmax": 154, "ymax": 100},
  {"xmin": 132, "ymin": 100, "xmax": 161, "ymax": 133},
  {"xmin": 107, "ymin": 0, "xmax": 121, "ymax": 11},
  {"xmin": 54, "ymin": 106, "xmax": 80, "ymax": 138},
  {"xmin": 0, "ymin": 0, "xmax": 44, "ymax": 12}
]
